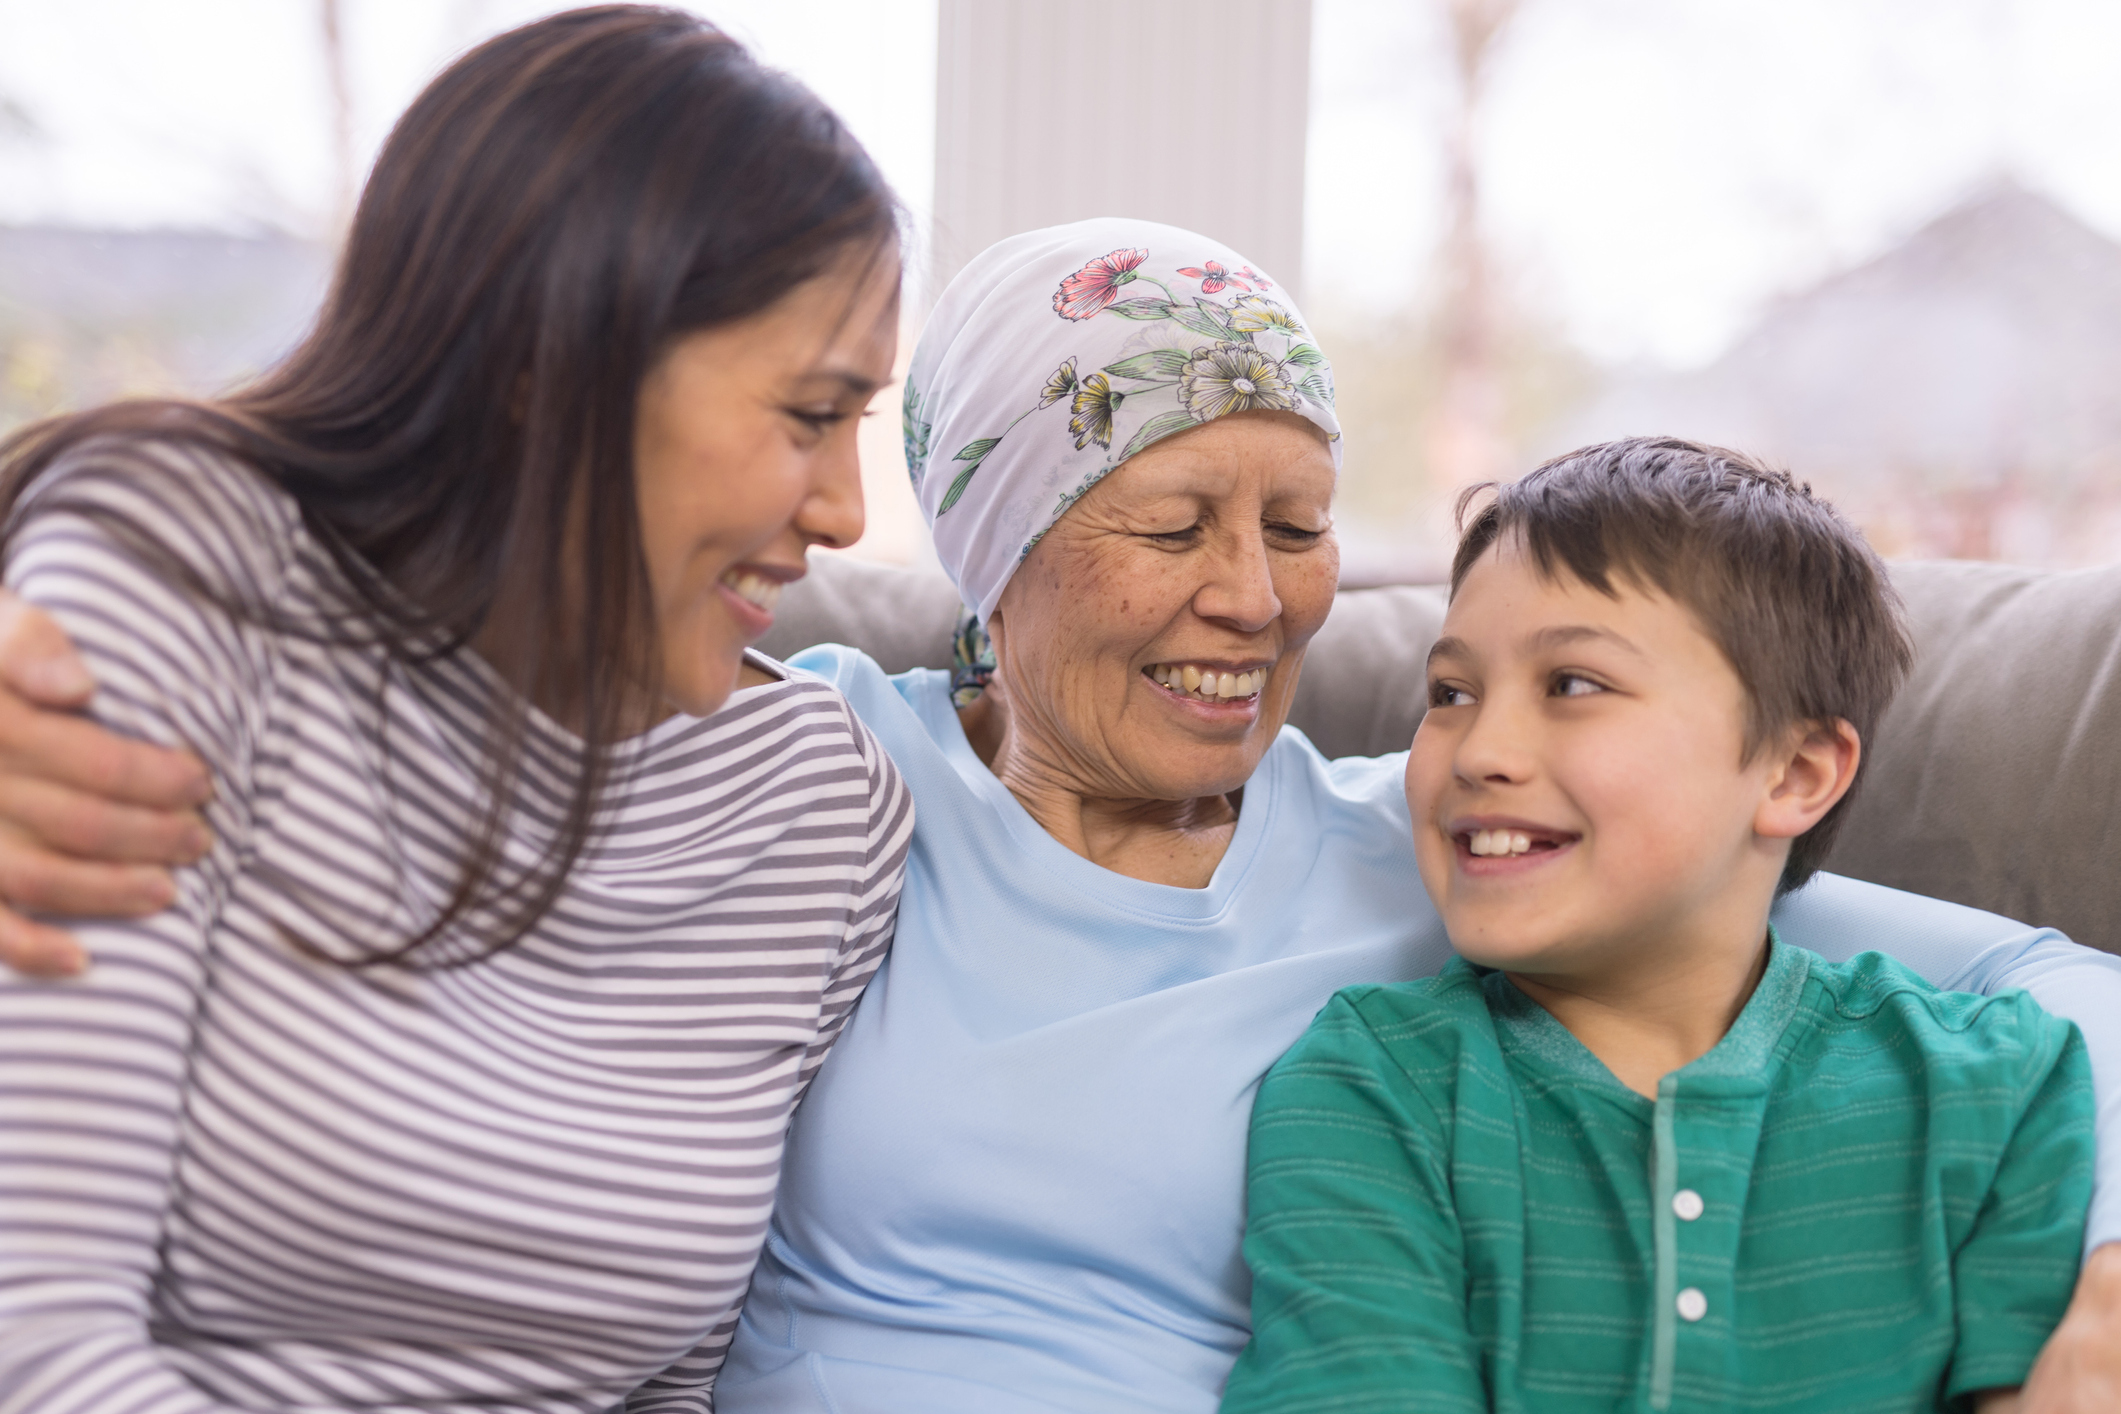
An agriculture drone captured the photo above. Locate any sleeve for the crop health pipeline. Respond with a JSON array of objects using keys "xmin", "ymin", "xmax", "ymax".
[
  {"xmin": 1945, "ymin": 1006, "xmax": 2097, "ymax": 1403},
  {"xmin": 794, "ymin": 701, "xmax": 912, "ymax": 1098},
  {"xmin": 1773, "ymin": 872, "xmax": 2121, "ymax": 1252},
  {"xmin": 1220, "ymin": 991, "xmax": 1488, "ymax": 1414},
  {"xmin": 0, "ymin": 462, "xmax": 279, "ymax": 1413}
]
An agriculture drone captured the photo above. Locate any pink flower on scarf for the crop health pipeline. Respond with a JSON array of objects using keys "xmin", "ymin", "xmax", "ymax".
[
  {"xmin": 1177, "ymin": 260, "xmax": 1254, "ymax": 295},
  {"xmin": 1052, "ymin": 248, "xmax": 1148, "ymax": 320}
]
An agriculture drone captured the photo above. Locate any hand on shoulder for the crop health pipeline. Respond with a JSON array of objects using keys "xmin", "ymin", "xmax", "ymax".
[{"xmin": 0, "ymin": 590, "xmax": 210, "ymax": 977}]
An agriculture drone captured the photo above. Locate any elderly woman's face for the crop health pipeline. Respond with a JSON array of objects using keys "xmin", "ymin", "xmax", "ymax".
[{"xmin": 987, "ymin": 409, "xmax": 1338, "ymax": 800}]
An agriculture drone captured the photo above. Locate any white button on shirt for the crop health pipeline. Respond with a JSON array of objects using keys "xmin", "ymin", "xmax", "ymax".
[
  {"xmin": 1676, "ymin": 1287, "xmax": 1709, "ymax": 1322},
  {"xmin": 1672, "ymin": 1189, "xmax": 1705, "ymax": 1221}
]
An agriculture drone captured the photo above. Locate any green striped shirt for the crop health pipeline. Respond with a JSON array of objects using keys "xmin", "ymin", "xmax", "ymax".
[{"xmin": 1224, "ymin": 940, "xmax": 2093, "ymax": 1414}]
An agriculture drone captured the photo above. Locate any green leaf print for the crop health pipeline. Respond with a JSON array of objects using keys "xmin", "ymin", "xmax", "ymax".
[
  {"xmin": 1285, "ymin": 343, "xmax": 1326, "ymax": 367},
  {"xmin": 1118, "ymin": 411, "xmax": 1199, "ymax": 462},
  {"xmin": 954, "ymin": 436, "xmax": 1002, "ymax": 462},
  {"xmin": 939, "ymin": 459, "xmax": 982, "ymax": 513},
  {"xmin": 1169, "ymin": 298, "xmax": 1237, "ymax": 341},
  {"xmin": 1101, "ymin": 349, "xmax": 1190, "ymax": 382},
  {"xmin": 1105, "ymin": 297, "xmax": 1175, "ymax": 320}
]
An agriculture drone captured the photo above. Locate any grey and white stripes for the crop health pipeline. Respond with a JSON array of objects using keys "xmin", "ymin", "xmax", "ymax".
[{"xmin": 0, "ymin": 443, "xmax": 912, "ymax": 1413}]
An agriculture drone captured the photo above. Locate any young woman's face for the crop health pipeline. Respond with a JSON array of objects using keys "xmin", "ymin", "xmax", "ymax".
[{"xmin": 633, "ymin": 250, "xmax": 900, "ymax": 717}]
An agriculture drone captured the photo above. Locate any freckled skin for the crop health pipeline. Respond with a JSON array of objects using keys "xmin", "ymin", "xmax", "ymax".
[{"xmin": 960, "ymin": 410, "xmax": 1339, "ymax": 888}]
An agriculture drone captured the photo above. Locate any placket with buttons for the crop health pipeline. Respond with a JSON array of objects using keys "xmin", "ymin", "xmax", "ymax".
[{"xmin": 1646, "ymin": 1070, "xmax": 1770, "ymax": 1412}]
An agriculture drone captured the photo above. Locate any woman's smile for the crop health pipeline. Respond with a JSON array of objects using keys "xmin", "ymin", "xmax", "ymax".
[
  {"xmin": 716, "ymin": 562, "xmax": 800, "ymax": 637},
  {"xmin": 1143, "ymin": 660, "xmax": 1270, "ymax": 705}
]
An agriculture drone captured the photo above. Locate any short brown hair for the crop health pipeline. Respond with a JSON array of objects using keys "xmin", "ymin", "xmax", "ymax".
[{"xmin": 1450, "ymin": 436, "xmax": 1912, "ymax": 893}]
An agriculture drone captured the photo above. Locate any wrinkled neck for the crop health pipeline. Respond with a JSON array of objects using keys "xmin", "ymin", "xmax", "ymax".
[{"xmin": 957, "ymin": 672, "xmax": 1241, "ymax": 889}]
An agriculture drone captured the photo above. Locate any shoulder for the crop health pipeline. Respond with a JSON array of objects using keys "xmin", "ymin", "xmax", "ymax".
[
  {"xmin": 8, "ymin": 433, "xmax": 306, "ymax": 601},
  {"xmin": 1803, "ymin": 950, "xmax": 2080, "ymax": 1088},
  {"xmin": 786, "ymin": 641, "xmax": 955, "ymax": 761},
  {"xmin": 1261, "ymin": 729, "xmax": 1413, "ymax": 832},
  {"xmin": 4, "ymin": 437, "xmax": 302, "ymax": 755},
  {"xmin": 712, "ymin": 658, "xmax": 912, "ymax": 833},
  {"xmin": 1275, "ymin": 966, "xmax": 1495, "ymax": 1091}
]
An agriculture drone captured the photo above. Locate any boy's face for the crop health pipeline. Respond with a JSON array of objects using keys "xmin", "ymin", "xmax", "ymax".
[{"xmin": 1405, "ymin": 539, "xmax": 1802, "ymax": 977}]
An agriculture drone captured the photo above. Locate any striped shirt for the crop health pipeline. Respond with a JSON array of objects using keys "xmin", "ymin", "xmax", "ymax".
[
  {"xmin": 0, "ymin": 442, "xmax": 913, "ymax": 1413},
  {"xmin": 1224, "ymin": 940, "xmax": 2095, "ymax": 1414}
]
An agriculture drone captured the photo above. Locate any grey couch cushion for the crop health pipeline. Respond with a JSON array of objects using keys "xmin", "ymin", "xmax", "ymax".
[
  {"xmin": 1826, "ymin": 560, "xmax": 2121, "ymax": 958},
  {"xmin": 757, "ymin": 554, "xmax": 962, "ymax": 674},
  {"xmin": 760, "ymin": 553, "xmax": 2120, "ymax": 955}
]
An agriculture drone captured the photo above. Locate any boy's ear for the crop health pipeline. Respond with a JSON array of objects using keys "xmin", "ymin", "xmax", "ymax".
[{"xmin": 1754, "ymin": 718, "xmax": 1861, "ymax": 842}]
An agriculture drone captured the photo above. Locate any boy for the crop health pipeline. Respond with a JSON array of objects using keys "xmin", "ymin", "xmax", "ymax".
[{"xmin": 1222, "ymin": 438, "xmax": 2093, "ymax": 1414}]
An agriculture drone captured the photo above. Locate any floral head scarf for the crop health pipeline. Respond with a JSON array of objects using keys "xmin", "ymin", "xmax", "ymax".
[{"xmin": 905, "ymin": 218, "xmax": 1340, "ymax": 625}]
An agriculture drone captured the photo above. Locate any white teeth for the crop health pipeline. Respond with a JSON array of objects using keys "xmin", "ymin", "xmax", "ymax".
[
  {"xmin": 1468, "ymin": 829, "xmax": 1540, "ymax": 858},
  {"xmin": 1215, "ymin": 672, "xmax": 1237, "ymax": 698},
  {"xmin": 724, "ymin": 571, "xmax": 782, "ymax": 613},
  {"xmin": 1510, "ymin": 831, "xmax": 1530, "ymax": 855}
]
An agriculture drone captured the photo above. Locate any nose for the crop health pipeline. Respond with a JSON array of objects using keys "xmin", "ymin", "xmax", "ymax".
[
  {"xmin": 1452, "ymin": 692, "xmax": 1536, "ymax": 789},
  {"xmin": 797, "ymin": 425, "xmax": 866, "ymax": 551},
  {"xmin": 1192, "ymin": 525, "xmax": 1282, "ymax": 635}
]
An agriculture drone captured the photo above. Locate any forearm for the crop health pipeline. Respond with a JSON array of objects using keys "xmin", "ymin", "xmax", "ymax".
[{"xmin": 2019, "ymin": 1242, "xmax": 2121, "ymax": 1413}]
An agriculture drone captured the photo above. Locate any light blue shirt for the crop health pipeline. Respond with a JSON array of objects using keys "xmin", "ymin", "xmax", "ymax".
[{"xmin": 716, "ymin": 647, "xmax": 2121, "ymax": 1414}]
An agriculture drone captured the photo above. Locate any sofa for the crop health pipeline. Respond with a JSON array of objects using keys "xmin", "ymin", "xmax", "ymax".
[{"xmin": 760, "ymin": 553, "xmax": 2121, "ymax": 958}]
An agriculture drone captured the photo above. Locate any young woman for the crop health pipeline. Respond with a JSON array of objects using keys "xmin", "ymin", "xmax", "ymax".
[{"xmin": 0, "ymin": 8, "xmax": 909, "ymax": 1412}]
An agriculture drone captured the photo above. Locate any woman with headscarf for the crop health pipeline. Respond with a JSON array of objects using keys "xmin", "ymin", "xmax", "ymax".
[
  {"xmin": 2, "ymin": 221, "xmax": 2120, "ymax": 1411},
  {"xmin": 707, "ymin": 221, "xmax": 2121, "ymax": 1410}
]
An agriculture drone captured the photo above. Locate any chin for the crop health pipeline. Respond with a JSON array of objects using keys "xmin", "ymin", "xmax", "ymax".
[
  {"xmin": 664, "ymin": 653, "xmax": 745, "ymax": 719},
  {"xmin": 1144, "ymin": 743, "xmax": 1270, "ymax": 800},
  {"xmin": 1440, "ymin": 910, "xmax": 1579, "ymax": 972}
]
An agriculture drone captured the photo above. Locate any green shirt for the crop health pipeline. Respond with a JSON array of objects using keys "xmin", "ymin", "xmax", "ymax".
[{"xmin": 1223, "ymin": 940, "xmax": 2094, "ymax": 1414}]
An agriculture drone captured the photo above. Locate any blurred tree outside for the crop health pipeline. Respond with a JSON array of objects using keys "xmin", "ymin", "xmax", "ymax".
[{"xmin": 1313, "ymin": 0, "xmax": 2121, "ymax": 579}]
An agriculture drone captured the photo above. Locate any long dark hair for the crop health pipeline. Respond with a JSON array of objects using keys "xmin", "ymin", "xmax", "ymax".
[{"xmin": 0, "ymin": 6, "xmax": 899, "ymax": 964}]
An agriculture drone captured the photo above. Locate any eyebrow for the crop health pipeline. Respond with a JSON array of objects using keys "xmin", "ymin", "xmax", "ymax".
[
  {"xmin": 1528, "ymin": 623, "xmax": 1645, "ymax": 657},
  {"xmin": 1425, "ymin": 624, "xmax": 1643, "ymax": 670},
  {"xmin": 791, "ymin": 367, "xmax": 885, "ymax": 398}
]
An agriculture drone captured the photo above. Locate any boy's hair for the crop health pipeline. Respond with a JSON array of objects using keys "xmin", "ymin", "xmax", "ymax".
[{"xmin": 1450, "ymin": 436, "xmax": 1912, "ymax": 893}]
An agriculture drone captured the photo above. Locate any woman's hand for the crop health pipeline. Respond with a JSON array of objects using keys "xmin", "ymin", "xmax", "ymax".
[
  {"xmin": 0, "ymin": 591, "xmax": 212, "ymax": 977},
  {"xmin": 2020, "ymin": 1242, "xmax": 2121, "ymax": 1413}
]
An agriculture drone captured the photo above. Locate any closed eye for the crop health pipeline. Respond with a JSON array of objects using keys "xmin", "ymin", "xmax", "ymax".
[
  {"xmin": 1265, "ymin": 521, "xmax": 1324, "ymax": 546},
  {"xmin": 786, "ymin": 407, "xmax": 852, "ymax": 434}
]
